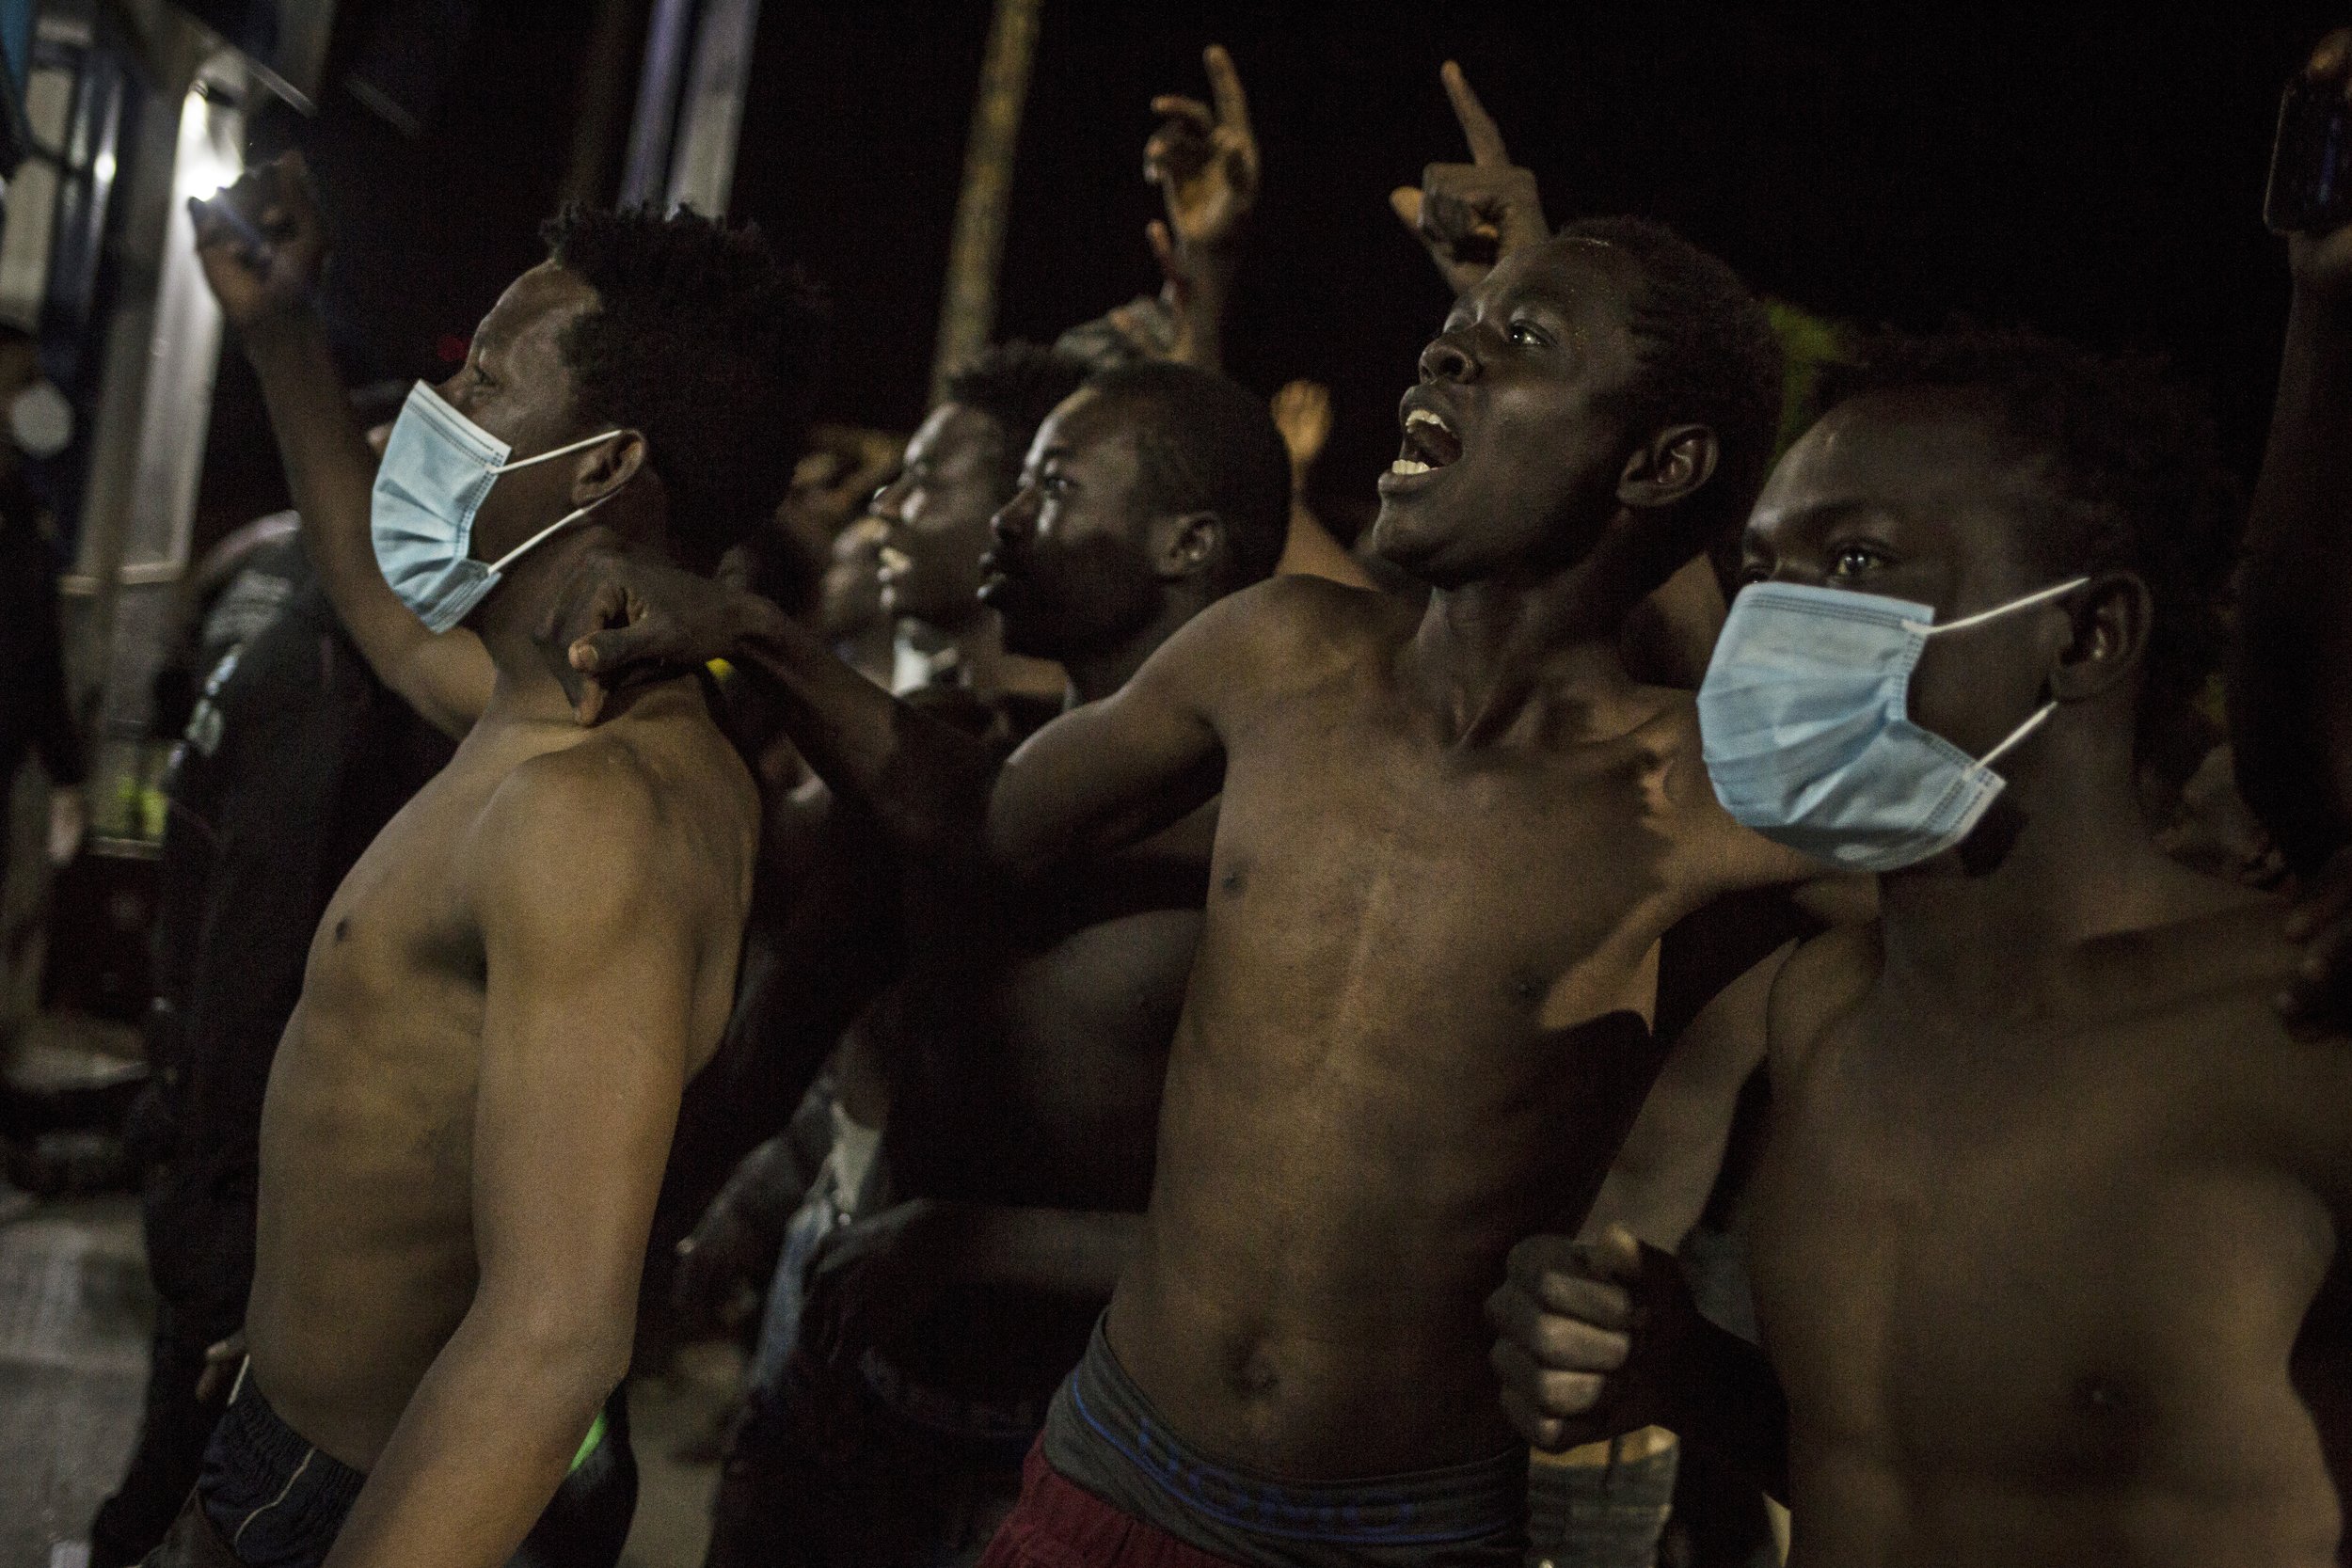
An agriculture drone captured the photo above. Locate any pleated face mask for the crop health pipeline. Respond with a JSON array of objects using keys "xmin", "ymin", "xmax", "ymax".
[
  {"xmin": 371, "ymin": 382, "xmax": 626, "ymax": 634},
  {"xmin": 1696, "ymin": 577, "xmax": 2086, "ymax": 873}
]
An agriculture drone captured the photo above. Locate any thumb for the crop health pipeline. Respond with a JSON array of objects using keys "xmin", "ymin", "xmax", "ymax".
[
  {"xmin": 1389, "ymin": 186, "xmax": 1423, "ymax": 233},
  {"xmin": 1587, "ymin": 1223, "xmax": 1645, "ymax": 1285}
]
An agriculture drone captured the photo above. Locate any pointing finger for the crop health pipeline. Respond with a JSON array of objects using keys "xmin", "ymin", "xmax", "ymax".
[
  {"xmin": 1441, "ymin": 60, "xmax": 1510, "ymax": 167},
  {"xmin": 1203, "ymin": 44, "xmax": 1250, "ymax": 133},
  {"xmin": 1389, "ymin": 185, "xmax": 1423, "ymax": 234}
]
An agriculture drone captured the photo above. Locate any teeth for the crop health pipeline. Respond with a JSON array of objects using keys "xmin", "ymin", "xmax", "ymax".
[
  {"xmin": 1390, "ymin": 459, "xmax": 1431, "ymax": 475},
  {"xmin": 1406, "ymin": 408, "xmax": 1452, "ymax": 436}
]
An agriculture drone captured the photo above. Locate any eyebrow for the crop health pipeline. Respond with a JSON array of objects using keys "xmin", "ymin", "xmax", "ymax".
[{"xmin": 1743, "ymin": 498, "xmax": 1901, "ymax": 545}]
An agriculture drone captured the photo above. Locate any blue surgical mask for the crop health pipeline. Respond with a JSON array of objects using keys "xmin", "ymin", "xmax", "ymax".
[
  {"xmin": 371, "ymin": 383, "xmax": 626, "ymax": 634},
  {"xmin": 1697, "ymin": 577, "xmax": 2088, "ymax": 873}
]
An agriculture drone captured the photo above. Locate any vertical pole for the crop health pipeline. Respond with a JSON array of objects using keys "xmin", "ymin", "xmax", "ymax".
[
  {"xmin": 72, "ymin": 32, "xmax": 239, "ymax": 831},
  {"xmin": 619, "ymin": 0, "xmax": 696, "ymax": 209},
  {"xmin": 928, "ymin": 0, "xmax": 1041, "ymax": 404},
  {"xmin": 664, "ymin": 0, "xmax": 758, "ymax": 216},
  {"xmin": 558, "ymin": 0, "xmax": 646, "ymax": 209}
]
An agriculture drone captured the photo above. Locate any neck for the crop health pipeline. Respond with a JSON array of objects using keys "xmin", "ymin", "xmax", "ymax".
[
  {"xmin": 470, "ymin": 526, "xmax": 635, "ymax": 726},
  {"xmin": 1875, "ymin": 718, "xmax": 2221, "ymax": 1009},
  {"xmin": 1407, "ymin": 553, "xmax": 1642, "ymax": 745},
  {"xmin": 1059, "ymin": 589, "xmax": 1208, "ymax": 706}
]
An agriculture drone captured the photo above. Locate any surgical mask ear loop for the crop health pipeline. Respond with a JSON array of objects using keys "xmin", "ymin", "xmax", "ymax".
[
  {"xmin": 481, "ymin": 429, "xmax": 631, "ymax": 573},
  {"xmin": 1906, "ymin": 576, "xmax": 2086, "ymax": 770},
  {"xmin": 1900, "ymin": 576, "xmax": 2090, "ymax": 637},
  {"xmin": 485, "ymin": 487, "xmax": 622, "ymax": 574}
]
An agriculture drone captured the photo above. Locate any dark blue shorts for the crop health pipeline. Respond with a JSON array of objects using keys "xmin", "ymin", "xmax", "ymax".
[{"xmin": 192, "ymin": 1370, "xmax": 635, "ymax": 1568}]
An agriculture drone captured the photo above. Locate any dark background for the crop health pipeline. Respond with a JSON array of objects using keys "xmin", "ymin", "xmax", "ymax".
[{"xmin": 195, "ymin": 1, "xmax": 2346, "ymax": 553}]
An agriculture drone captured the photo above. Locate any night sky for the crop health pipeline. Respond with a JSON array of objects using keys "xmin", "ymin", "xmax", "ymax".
[{"xmin": 195, "ymin": 2, "xmax": 2346, "ymax": 555}]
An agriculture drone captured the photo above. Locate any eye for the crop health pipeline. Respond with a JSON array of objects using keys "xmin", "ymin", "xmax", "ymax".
[
  {"xmin": 1040, "ymin": 471, "xmax": 1071, "ymax": 498},
  {"xmin": 1505, "ymin": 319, "xmax": 1553, "ymax": 348},
  {"xmin": 1829, "ymin": 543, "xmax": 1886, "ymax": 579}
]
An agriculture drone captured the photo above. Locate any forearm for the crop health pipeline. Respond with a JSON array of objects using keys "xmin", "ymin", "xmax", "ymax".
[
  {"xmin": 724, "ymin": 594, "xmax": 996, "ymax": 855},
  {"xmin": 2233, "ymin": 283, "xmax": 2352, "ymax": 871},
  {"xmin": 242, "ymin": 313, "xmax": 481, "ymax": 737},
  {"xmin": 1666, "ymin": 1316, "xmax": 1790, "ymax": 1503},
  {"xmin": 1168, "ymin": 252, "xmax": 1235, "ymax": 372},
  {"xmin": 319, "ymin": 1295, "xmax": 623, "ymax": 1568}
]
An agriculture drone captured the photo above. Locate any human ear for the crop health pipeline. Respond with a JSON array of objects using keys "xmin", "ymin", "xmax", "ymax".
[
  {"xmin": 1154, "ymin": 510, "xmax": 1225, "ymax": 580},
  {"xmin": 571, "ymin": 430, "xmax": 647, "ymax": 506},
  {"xmin": 1615, "ymin": 423, "xmax": 1719, "ymax": 513},
  {"xmin": 2047, "ymin": 571, "xmax": 2152, "ymax": 703}
]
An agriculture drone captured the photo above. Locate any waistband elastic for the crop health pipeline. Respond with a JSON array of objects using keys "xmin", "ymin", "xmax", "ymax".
[{"xmin": 1040, "ymin": 1316, "xmax": 1524, "ymax": 1567}]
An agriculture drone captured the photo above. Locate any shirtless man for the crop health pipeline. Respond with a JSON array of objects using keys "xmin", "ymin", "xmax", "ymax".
[
  {"xmin": 1486, "ymin": 310, "xmax": 2352, "ymax": 1563},
  {"xmin": 571, "ymin": 190, "xmax": 1807, "ymax": 1568},
  {"xmin": 142, "ymin": 164, "xmax": 813, "ymax": 1568}
]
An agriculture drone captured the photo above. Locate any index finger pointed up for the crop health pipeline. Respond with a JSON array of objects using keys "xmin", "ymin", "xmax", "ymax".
[
  {"xmin": 1441, "ymin": 59, "xmax": 1510, "ymax": 167},
  {"xmin": 1204, "ymin": 44, "xmax": 1250, "ymax": 133}
]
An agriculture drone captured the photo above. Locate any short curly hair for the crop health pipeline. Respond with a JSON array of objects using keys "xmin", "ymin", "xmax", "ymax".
[
  {"xmin": 1084, "ymin": 359, "xmax": 1291, "ymax": 594},
  {"xmin": 542, "ymin": 206, "xmax": 828, "ymax": 573},
  {"xmin": 944, "ymin": 342, "xmax": 1089, "ymax": 491},
  {"xmin": 1819, "ymin": 325, "xmax": 2242, "ymax": 775},
  {"xmin": 1557, "ymin": 216, "xmax": 1783, "ymax": 560}
]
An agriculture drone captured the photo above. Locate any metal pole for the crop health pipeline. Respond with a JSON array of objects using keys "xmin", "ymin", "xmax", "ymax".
[
  {"xmin": 664, "ymin": 0, "xmax": 758, "ymax": 216},
  {"xmin": 619, "ymin": 0, "xmax": 696, "ymax": 210},
  {"xmin": 928, "ymin": 0, "xmax": 1041, "ymax": 404}
]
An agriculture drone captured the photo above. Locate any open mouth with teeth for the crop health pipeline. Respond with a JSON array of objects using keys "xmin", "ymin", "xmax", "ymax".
[{"xmin": 1391, "ymin": 406, "xmax": 1463, "ymax": 477}]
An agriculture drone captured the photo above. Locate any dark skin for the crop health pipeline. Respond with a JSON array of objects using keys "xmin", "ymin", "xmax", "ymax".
[
  {"xmin": 565, "ymin": 382, "xmax": 1247, "ymax": 1401},
  {"xmin": 189, "ymin": 170, "xmax": 757, "ymax": 1568},
  {"xmin": 2235, "ymin": 30, "xmax": 2352, "ymax": 1024},
  {"xmin": 874, "ymin": 401, "xmax": 1012, "ymax": 635},
  {"xmin": 568, "ymin": 234, "xmax": 1815, "ymax": 1471},
  {"xmin": 1491, "ymin": 391, "xmax": 2352, "ymax": 1566}
]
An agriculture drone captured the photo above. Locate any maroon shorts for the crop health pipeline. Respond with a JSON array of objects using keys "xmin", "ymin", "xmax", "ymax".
[{"xmin": 977, "ymin": 1440, "xmax": 1248, "ymax": 1568}]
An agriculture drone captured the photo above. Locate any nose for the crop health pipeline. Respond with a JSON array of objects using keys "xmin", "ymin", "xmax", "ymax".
[
  {"xmin": 867, "ymin": 474, "xmax": 909, "ymax": 526},
  {"xmin": 991, "ymin": 483, "xmax": 1039, "ymax": 546},
  {"xmin": 1417, "ymin": 328, "xmax": 1480, "ymax": 386}
]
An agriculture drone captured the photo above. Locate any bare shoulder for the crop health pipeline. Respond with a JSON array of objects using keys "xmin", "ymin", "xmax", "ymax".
[
  {"xmin": 1765, "ymin": 922, "xmax": 1883, "ymax": 1081},
  {"xmin": 471, "ymin": 705, "xmax": 757, "ymax": 934},
  {"xmin": 2102, "ymin": 896, "xmax": 2352, "ymax": 1210},
  {"xmin": 1162, "ymin": 574, "xmax": 1417, "ymax": 705}
]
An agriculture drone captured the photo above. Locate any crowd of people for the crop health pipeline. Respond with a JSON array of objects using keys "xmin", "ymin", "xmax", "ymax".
[{"xmin": 56, "ymin": 25, "xmax": 2352, "ymax": 1568}]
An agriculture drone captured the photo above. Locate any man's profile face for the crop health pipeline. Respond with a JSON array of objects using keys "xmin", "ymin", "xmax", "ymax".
[
  {"xmin": 429, "ymin": 260, "xmax": 602, "ymax": 566},
  {"xmin": 1368, "ymin": 237, "xmax": 1647, "ymax": 588},
  {"xmin": 871, "ymin": 401, "xmax": 1009, "ymax": 631},
  {"xmin": 981, "ymin": 387, "xmax": 1165, "ymax": 661},
  {"xmin": 1741, "ymin": 390, "xmax": 2076, "ymax": 760}
]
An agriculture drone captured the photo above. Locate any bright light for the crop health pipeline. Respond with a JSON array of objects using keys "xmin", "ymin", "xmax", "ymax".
[
  {"xmin": 170, "ymin": 86, "xmax": 241, "ymax": 204},
  {"xmin": 92, "ymin": 149, "xmax": 115, "ymax": 185}
]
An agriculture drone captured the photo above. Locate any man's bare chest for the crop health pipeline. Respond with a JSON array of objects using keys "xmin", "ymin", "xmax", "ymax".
[
  {"xmin": 1199, "ymin": 708, "xmax": 1696, "ymax": 1022},
  {"xmin": 1753, "ymin": 1000, "xmax": 2333, "ymax": 1465},
  {"xmin": 300, "ymin": 764, "xmax": 501, "ymax": 1020}
]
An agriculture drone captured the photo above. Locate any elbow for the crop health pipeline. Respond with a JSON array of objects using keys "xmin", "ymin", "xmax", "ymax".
[{"xmin": 488, "ymin": 1294, "xmax": 635, "ymax": 1412}]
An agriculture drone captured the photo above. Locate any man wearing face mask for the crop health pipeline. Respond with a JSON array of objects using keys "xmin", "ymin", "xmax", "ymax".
[
  {"xmin": 1486, "ymin": 325, "xmax": 2352, "ymax": 1568},
  {"xmin": 134, "ymin": 159, "xmax": 818, "ymax": 1568},
  {"xmin": 0, "ymin": 321, "xmax": 87, "ymax": 887}
]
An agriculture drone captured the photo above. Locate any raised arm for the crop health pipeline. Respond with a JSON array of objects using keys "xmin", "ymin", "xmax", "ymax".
[
  {"xmin": 1143, "ymin": 44, "xmax": 1259, "ymax": 372},
  {"xmin": 2233, "ymin": 33, "xmax": 2352, "ymax": 875},
  {"xmin": 983, "ymin": 580, "xmax": 1247, "ymax": 879},
  {"xmin": 1390, "ymin": 62, "xmax": 1549, "ymax": 297},
  {"xmin": 190, "ymin": 153, "xmax": 493, "ymax": 738},
  {"xmin": 321, "ymin": 750, "xmax": 727, "ymax": 1568}
]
